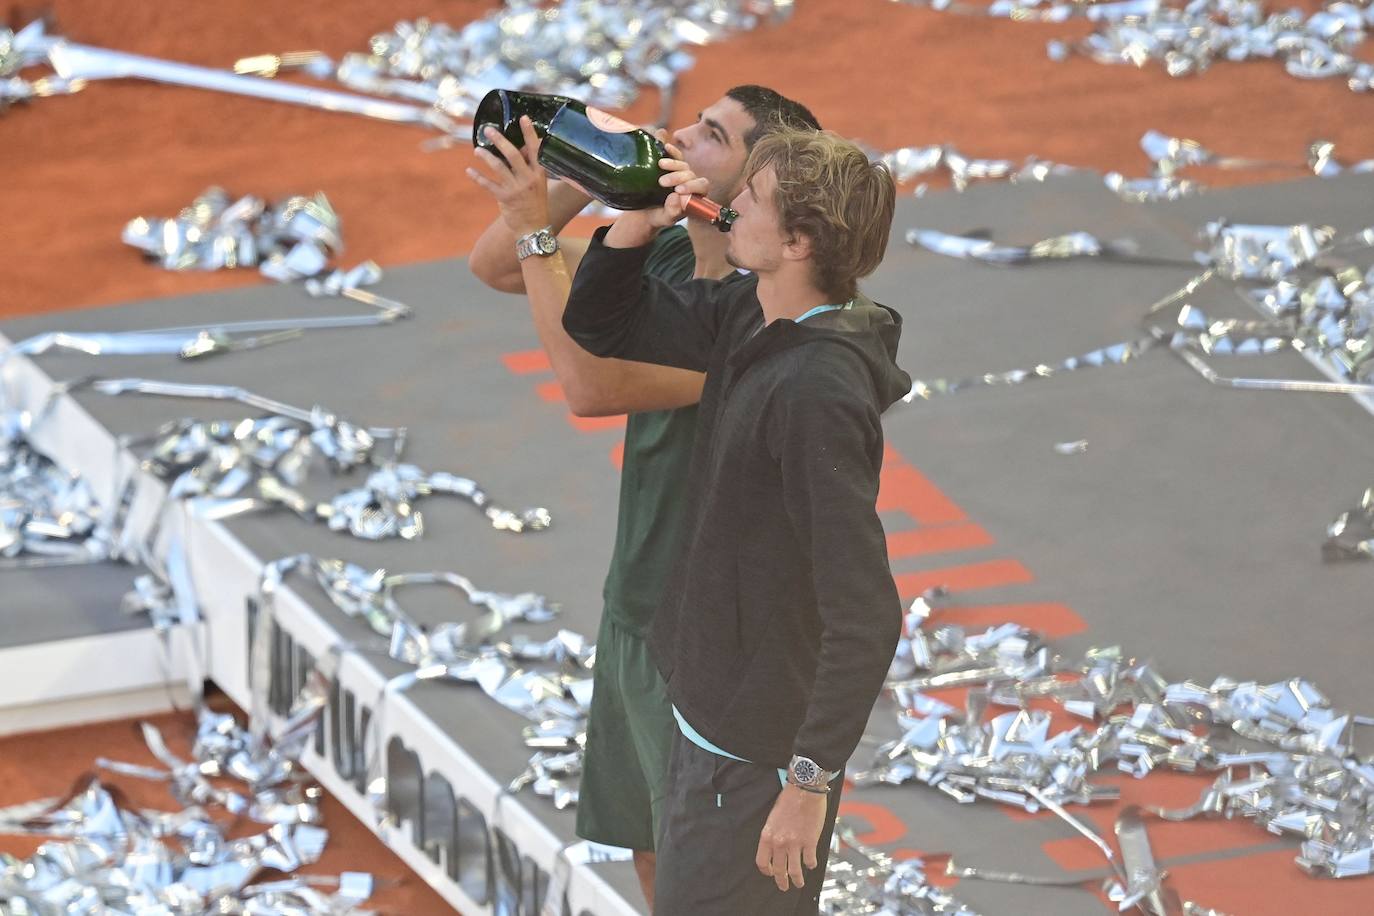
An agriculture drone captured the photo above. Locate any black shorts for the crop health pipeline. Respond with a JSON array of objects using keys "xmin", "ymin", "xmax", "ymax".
[{"xmin": 654, "ymin": 728, "xmax": 844, "ymax": 916}]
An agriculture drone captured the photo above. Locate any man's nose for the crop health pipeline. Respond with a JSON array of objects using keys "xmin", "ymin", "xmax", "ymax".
[{"xmin": 671, "ymin": 125, "xmax": 691, "ymax": 148}]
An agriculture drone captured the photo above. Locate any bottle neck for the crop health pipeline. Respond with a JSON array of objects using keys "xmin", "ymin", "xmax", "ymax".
[{"xmin": 681, "ymin": 196, "xmax": 736, "ymax": 232}]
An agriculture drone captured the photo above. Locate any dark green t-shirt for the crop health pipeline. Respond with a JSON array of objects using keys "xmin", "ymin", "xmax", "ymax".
[{"xmin": 601, "ymin": 226, "xmax": 741, "ymax": 635}]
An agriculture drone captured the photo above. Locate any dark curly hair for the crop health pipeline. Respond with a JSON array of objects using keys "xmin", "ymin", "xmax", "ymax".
[{"xmin": 725, "ymin": 85, "xmax": 822, "ymax": 149}]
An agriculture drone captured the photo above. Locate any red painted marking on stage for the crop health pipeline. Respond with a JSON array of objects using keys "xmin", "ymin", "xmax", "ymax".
[
  {"xmin": 501, "ymin": 349, "xmax": 552, "ymax": 375},
  {"xmin": 887, "ymin": 523, "xmax": 993, "ymax": 558},
  {"xmin": 535, "ymin": 380, "xmax": 566, "ymax": 403},
  {"xmin": 531, "ymin": 380, "xmax": 627, "ymax": 433},
  {"xmin": 837, "ymin": 801, "xmax": 908, "ymax": 846},
  {"xmin": 878, "ymin": 461, "xmax": 967, "ymax": 526},
  {"xmin": 569, "ymin": 414, "xmax": 626, "ymax": 433},
  {"xmin": 1031, "ymin": 771, "xmax": 1270, "ymax": 850},
  {"xmin": 890, "ymin": 851, "xmax": 961, "ymax": 888},
  {"xmin": 895, "ymin": 559, "xmax": 1034, "ymax": 598},
  {"xmin": 927, "ymin": 603, "xmax": 1088, "ymax": 640}
]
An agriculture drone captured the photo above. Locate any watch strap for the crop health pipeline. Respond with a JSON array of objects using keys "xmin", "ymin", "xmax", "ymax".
[{"xmin": 516, "ymin": 226, "xmax": 556, "ymax": 261}]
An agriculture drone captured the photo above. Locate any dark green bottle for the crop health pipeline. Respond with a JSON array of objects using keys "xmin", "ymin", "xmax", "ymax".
[
  {"xmin": 472, "ymin": 89, "xmax": 579, "ymax": 163},
  {"xmin": 537, "ymin": 105, "xmax": 737, "ymax": 232}
]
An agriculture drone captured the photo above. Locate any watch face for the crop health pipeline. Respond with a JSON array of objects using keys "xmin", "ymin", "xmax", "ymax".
[
  {"xmin": 792, "ymin": 758, "xmax": 820, "ymax": 785},
  {"xmin": 537, "ymin": 233, "xmax": 558, "ymax": 255}
]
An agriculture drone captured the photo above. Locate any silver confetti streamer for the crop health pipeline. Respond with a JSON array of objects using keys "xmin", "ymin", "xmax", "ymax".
[
  {"xmin": 907, "ymin": 228, "xmax": 1137, "ymax": 263},
  {"xmin": 819, "ymin": 826, "xmax": 979, "ymax": 915},
  {"xmin": 0, "ymin": 408, "xmax": 112, "ymax": 568},
  {"xmin": 123, "ymin": 188, "xmax": 383, "ymax": 290},
  {"xmin": 869, "ymin": 131, "xmax": 1368, "ymax": 203},
  {"xmin": 1325, "ymin": 488, "xmax": 1374, "ymax": 560},
  {"xmin": 853, "ymin": 600, "xmax": 1374, "ymax": 888},
  {"xmin": 245, "ymin": 1, "xmax": 794, "ymax": 134},
  {"xmin": 69, "ymin": 378, "xmax": 550, "ymax": 541},
  {"xmin": 259, "ymin": 556, "xmax": 592, "ymax": 813},
  {"xmin": 902, "ymin": 335, "xmax": 1161, "ymax": 402},
  {"xmin": 0, "ymin": 686, "xmax": 375, "ymax": 915},
  {"xmin": 1052, "ymin": 0, "xmax": 1374, "ymax": 94},
  {"xmin": 8, "ymin": 19, "xmax": 461, "ymax": 134},
  {"xmin": 894, "ymin": 0, "xmax": 1374, "ymax": 96},
  {"xmin": 906, "ymin": 227, "xmax": 1199, "ymax": 267}
]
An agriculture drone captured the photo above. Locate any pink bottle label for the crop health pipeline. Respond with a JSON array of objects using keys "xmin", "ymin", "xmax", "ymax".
[{"xmin": 585, "ymin": 107, "xmax": 638, "ymax": 134}]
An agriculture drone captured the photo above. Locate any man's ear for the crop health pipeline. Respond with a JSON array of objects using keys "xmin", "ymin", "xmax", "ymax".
[{"xmin": 782, "ymin": 232, "xmax": 812, "ymax": 262}]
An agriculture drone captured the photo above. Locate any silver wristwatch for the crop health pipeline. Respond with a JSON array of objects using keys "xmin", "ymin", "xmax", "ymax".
[
  {"xmin": 516, "ymin": 226, "xmax": 558, "ymax": 261},
  {"xmin": 787, "ymin": 755, "xmax": 839, "ymax": 791}
]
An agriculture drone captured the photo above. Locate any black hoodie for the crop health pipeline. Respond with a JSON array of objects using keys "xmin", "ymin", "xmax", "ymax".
[{"xmin": 564, "ymin": 227, "xmax": 911, "ymax": 772}]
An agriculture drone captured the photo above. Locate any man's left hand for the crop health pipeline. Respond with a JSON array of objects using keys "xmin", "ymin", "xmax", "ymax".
[
  {"xmin": 754, "ymin": 783, "xmax": 827, "ymax": 892},
  {"xmin": 467, "ymin": 116, "xmax": 552, "ymax": 237}
]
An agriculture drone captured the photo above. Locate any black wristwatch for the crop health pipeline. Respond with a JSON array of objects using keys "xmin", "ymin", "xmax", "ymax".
[
  {"xmin": 787, "ymin": 755, "xmax": 839, "ymax": 793},
  {"xmin": 516, "ymin": 226, "xmax": 559, "ymax": 261}
]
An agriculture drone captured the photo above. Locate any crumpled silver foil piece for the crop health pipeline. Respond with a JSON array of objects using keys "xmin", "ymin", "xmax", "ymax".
[
  {"xmin": 862, "ymin": 141, "xmax": 1083, "ymax": 193},
  {"xmin": 246, "ymin": 1, "xmax": 794, "ymax": 133},
  {"xmin": 908, "ymin": 228, "xmax": 1145, "ymax": 264},
  {"xmin": 0, "ymin": 406, "xmax": 112, "ymax": 568},
  {"xmin": 853, "ymin": 600, "xmax": 1374, "ymax": 886},
  {"xmin": 0, "ymin": 22, "xmax": 49, "ymax": 75},
  {"xmin": 1045, "ymin": 0, "xmax": 1374, "ymax": 95},
  {"xmin": 327, "ymin": 464, "xmax": 553, "ymax": 539},
  {"xmin": 1325, "ymin": 488, "xmax": 1374, "ymax": 560},
  {"xmin": 819, "ymin": 827, "xmax": 977, "ymax": 915},
  {"xmin": 895, "ymin": 0, "xmax": 1374, "ymax": 96},
  {"xmin": 306, "ymin": 558, "xmax": 561, "ymax": 654},
  {"xmin": 123, "ymin": 187, "xmax": 361, "ymax": 285},
  {"xmin": 1189, "ymin": 222, "xmax": 1374, "ymax": 389},
  {"xmin": 67, "ymin": 376, "xmax": 547, "ymax": 542},
  {"xmin": 0, "ymin": 23, "xmax": 84, "ymax": 112},
  {"xmin": 258, "ymin": 556, "xmax": 591, "ymax": 813},
  {"xmin": 0, "ymin": 684, "xmax": 374, "ymax": 915},
  {"xmin": 1204, "ymin": 220, "xmax": 1338, "ymax": 281},
  {"xmin": 120, "ymin": 188, "xmax": 415, "ymax": 356},
  {"xmin": 133, "ymin": 410, "xmax": 548, "ymax": 540}
]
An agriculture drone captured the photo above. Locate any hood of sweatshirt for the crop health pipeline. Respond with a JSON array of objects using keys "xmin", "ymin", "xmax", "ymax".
[{"xmin": 726, "ymin": 292, "xmax": 912, "ymax": 411}]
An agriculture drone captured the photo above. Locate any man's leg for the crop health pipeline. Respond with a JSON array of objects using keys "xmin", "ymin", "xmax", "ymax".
[
  {"xmin": 654, "ymin": 732, "xmax": 845, "ymax": 916},
  {"xmin": 632, "ymin": 850, "xmax": 656, "ymax": 910}
]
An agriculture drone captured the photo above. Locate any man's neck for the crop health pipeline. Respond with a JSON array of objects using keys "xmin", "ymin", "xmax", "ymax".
[
  {"xmin": 756, "ymin": 270, "xmax": 829, "ymax": 325},
  {"xmin": 686, "ymin": 220, "xmax": 734, "ymax": 280}
]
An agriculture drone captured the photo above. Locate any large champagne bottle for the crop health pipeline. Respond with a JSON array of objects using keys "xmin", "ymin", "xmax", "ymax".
[
  {"xmin": 472, "ymin": 89, "xmax": 579, "ymax": 162},
  {"xmin": 537, "ymin": 105, "xmax": 737, "ymax": 232}
]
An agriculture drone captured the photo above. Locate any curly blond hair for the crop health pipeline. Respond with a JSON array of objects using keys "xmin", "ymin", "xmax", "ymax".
[{"xmin": 744, "ymin": 129, "xmax": 896, "ymax": 302}]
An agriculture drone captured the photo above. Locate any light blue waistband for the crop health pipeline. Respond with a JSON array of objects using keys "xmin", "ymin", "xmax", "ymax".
[
  {"xmin": 673, "ymin": 706, "xmax": 788, "ymax": 786},
  {"xmin": 672, "ymin": 705, "xmax": 751, "ymax": 762},
  {"xmin": 672, "ymin": 707, "xmax": 844, "ymax": 792}
]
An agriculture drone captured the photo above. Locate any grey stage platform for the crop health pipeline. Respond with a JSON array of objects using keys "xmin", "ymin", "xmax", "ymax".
[{"xmin": 4, "ymin": 170, "xmax": 1372, "ymax": 915}]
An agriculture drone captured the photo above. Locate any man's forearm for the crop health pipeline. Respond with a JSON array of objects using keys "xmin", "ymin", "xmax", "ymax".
[
  {"xmin": 517, "ymin": 248, "xmax": 603, "ymax": 409},
  {"xmin": 470, "ymin": 182, "xmax": 592, "ymax": 284},
  {"xmin": 517, "ymin": 244, "xmax": 705, "ymax": 416},
  {"xmin": 603, "ymin": 210, "xmax": 660, "ymax": 250}
]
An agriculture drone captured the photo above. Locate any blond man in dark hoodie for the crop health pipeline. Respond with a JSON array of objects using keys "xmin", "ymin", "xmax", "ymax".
[{"xmin": 563, "ymin": 129, "xmax": 906, "ymax": 915}]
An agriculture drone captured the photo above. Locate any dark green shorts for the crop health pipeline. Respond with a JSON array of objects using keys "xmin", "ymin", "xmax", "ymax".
[{"xmin": 575, "ymin": 613, "xmax": 674, "ymax": 851}]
